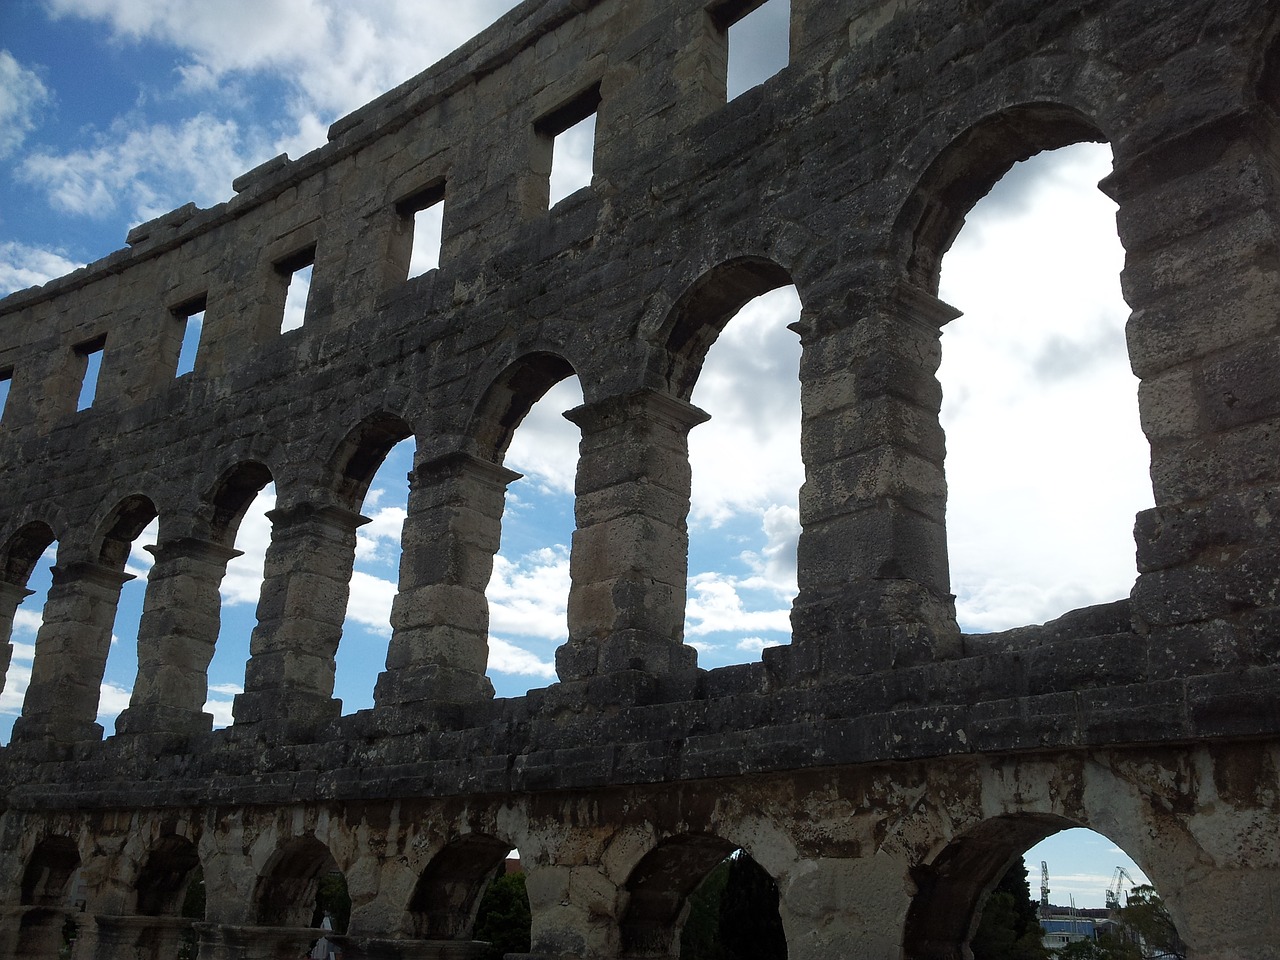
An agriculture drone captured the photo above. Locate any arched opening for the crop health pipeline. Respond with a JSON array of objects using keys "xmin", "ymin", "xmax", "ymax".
[
  {"xmin": 0, "ymin": 522, "xmax": 57, "ymax": 744},
  {"xmin": 98, "ymin": 503, "xmax": 159, "ymax": 736},
  {"xmin": 406, "ymin": 834, "xmax": 514, "ymax": 940},
  {"xmin": 662, "ymin": 260, "xmax": 802, "ymax": 671},
  {"xmin": 134, "ymin": 835, "xmax": 201, "ymax": 916},
  {"xmin": 330, "ymin": 413, "xmax": 414, "ymax": 716},
  {"xmin": 204, "ymin": 461, "xmax": 273, "ymax": 727},
  {"xmin": 904, "ymin": 818, "xmax": 1179, "ymax": 960},
  {"xmin": 254, "ymin": 835, "xmax": 348, "ymax": 932},
  {"xmin": 620, "ymin": 835, "xmax": 786, "ymax": 959},
  {"xmin": 473, "ymin": 354, "xmax": 581, "ymax": 697},
  {"xmin": 935, "ymin": 140, "xmax": 1152, "ymax": 632},
  {"xmin": 16, "ymin": 835, "xmax": 81, "ymax": 960}
]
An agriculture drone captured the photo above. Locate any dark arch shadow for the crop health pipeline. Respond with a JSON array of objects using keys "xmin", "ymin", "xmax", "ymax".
[
  {"xmin": 21, "ymin": 835, "xmax": 81, "ymax": 907},
  {"xmin": 2, "ymin": 522, "xmax": 55, "ymax": 587},
  {"xmin": 94, "ymin": 495, "xmax": 158, "ymax": 570},
  {"xmin": 621, "ymin": 834, "xmax": 786, "ymax": 959},
  {"xmin": 204, "ymin": 460, "xmax": 274, "ymax": 546},
  {"xmin": 134, "ymin": 834, "xmax": 201, "ymax": 916},
  {"xmin": 406, "ymin": 833, "xmax": 513, "ymax": 940}
]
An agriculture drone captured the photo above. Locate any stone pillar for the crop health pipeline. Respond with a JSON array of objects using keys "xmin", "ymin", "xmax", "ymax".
[
  {"xmin": 777, "ymin": 856, "xmax": 912, "ymax": 960},
  {"xmin": 556, "ymin": 389, "xmax": 709, "ymax": 683},
  {"xmin": 1105, "ymin": 110, "xmax": 1280, "ymax": 677},
  {"xmin": 375, "ymin": 453, "xmax": 519, "ymax": 710},
  {"xmin": 232, "ymin": 503, "xmax": 369, "ymax": 728},
  {"xmin": 0, "ymin": 580, "xmax": 34, "ymax": 695},
  {"xmin": 789, "ymin": 284, "xmax": 961, "ymax": 679},
  {"xmin": 114, "ymin": 537, "xmax": 242, "ymax": 737},
  {"xmin": 10, "ymin": 561, "xmax": 133, "ymax": 744}
]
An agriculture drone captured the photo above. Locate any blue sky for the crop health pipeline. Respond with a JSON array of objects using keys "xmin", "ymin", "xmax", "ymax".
[{"xmin": 0, "ymin": 0, "xmax": 1156, "ymax": 908}]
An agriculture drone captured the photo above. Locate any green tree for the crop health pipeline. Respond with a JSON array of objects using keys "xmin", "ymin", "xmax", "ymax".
[
  {"xmin": 680, "ymin": 851, "xmax": 786, "ymax": 960},
  {"xmin": 313, "ymin": 871, "xmax": 351, "ymax": 934},
  {"xmin": 680, "ymin": 859, "xmax": 731, "ymax": 960},
  {"xmin": 473, "ymin": 871, "xmax": 532, "ymax": 960},
  {"xmin": 1117, "ymin": 886, "xmax": 1184, "ymax": 960},
  {"xmin": 971, "ymin": 858, "xmax": 1051, "ymax": 960},
  {"xmin": 1058, "ymin": 931, "xmax": 1144, "ymax": 960}
]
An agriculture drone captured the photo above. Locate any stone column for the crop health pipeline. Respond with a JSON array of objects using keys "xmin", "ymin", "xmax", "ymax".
[
  {"xmin": 10, "ymin": 561, "xmax": 133, "ymax": 744},
  {"xmin": 232, "ymin": 503, "xmax": 368, "ymax": 728},
  {"xmin": 789, "ymin": 283, "xmax": 961, "ymax": 679},
  {"xmin": 194, "ymin": 923, "xmax": 319, "ymax": 960},
  {"xmin": 1105, "ymin": 109, "xmax": 1280, "ymax": 677},
  {"xmin": 556, "ymin": 388, "xmax": 708, "ymax": 682},
  {"xmin": 0, "ymin": 905, "xmax": 76, "ymax": 960},
  {"xmin": 374, "ymin": 453, "xmax": 519, "ymax": 711},
  {"xmin": 0, "ymin": 580, "xmax": 34, "ymax": 695},
  {"xmin": 114, "ymin": 537, "xmax": 242, "ymax": 737}
]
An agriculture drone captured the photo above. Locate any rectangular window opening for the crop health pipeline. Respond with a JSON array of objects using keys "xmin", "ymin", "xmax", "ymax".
[
  {"xmin": 396, "ymin": 182, "xmax": 446, "ymax": 279},
  {"xmin": 536, "ymin": 86, "xmax": 601, "ymax": 209},
  {"xmin": 277, "ymin": 248, "xmax": 315, "ymax": 333},
  {"xmin": 0, "ymin": 368, "xmax": 11, "ymax": 423},
  {"xmin": 173, "ymin": 295, "xmax": 207, "ymax": 377},
  {"xmin": 716, "ymin": 0, "xmax": 790, "ymax": 101},
  {"xmin": 75, "ymin": 335, "xmax": 106, "ymax": 412}
]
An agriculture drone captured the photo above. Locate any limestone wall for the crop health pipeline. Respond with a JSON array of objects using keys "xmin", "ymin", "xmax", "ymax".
[{"xmin": 1, "ymin": 0, "xmax": 1279, "ymax": 957}]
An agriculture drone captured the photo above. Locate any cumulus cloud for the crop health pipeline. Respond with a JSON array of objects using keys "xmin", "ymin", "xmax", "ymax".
[
  {"xmin": 344, "ymin": 570, "xmax": 396, "ymax": 635},
  {"xmin": 504, "ymin": 379, "xmax": 584, "ymax": 496},
  {"xmin": 685, "ymin": 571, "xmax": 791, "ymax": 638},
  {"xmin": 487, "ymin": 546, "xmax": 570, "ymax": 642},
  {"xmin": 488, "ymin": 636, "xmax": 556, "ymax": 679},
  {"xmin": 355, "ymin": 505, "xmax": 408, "ymax": 563},
  {"xmin": 0, "ymin": 51, "xmax": 50, "ymax": 158},
  {"xmin": 18, "ymin": 113, "xmax": 262, "ymax": 222},
  {"xmin": 0, "ymin": 242, "xmax": 82, "ymax": 296},
  {"xmin": 221, "ymin": 485, "xmax": 274, "ymax": 607}
]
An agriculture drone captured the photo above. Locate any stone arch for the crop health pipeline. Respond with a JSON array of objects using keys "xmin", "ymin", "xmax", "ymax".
[
  {"xmin": 253, "ymin": 834, "xmax": 342, "ymax": 928},
  {"xmin": 405, "ymin": 833, "xmax": 513, "ymax": 939},
  {"xmin": 619, "ymin": 832, "xmax": 785, "ymax": 958},
  {"xmin": 1, "ymin": 522, "xmax": 56, "ymax": 588},
  {"xmin": 658, "ymin": 256, "xmax": 795, "ymax": 400},
  {"xmin": 469, "ymin": 351, "xmax": 578, "ymax": 464},
  {"xmin": 133, "ymin": 834, "xmax": 201, "ymax": 917},
  {"xmin": 894, "ymin": 102, "xmax": 1108, "ymax": 293},
  {"xmin": 328, "ymin": 411, "xmax": 415, "ymax": 509},
  {"xmin": 92, "ymin": 494, "xmax": 158, "ymax": 571}
]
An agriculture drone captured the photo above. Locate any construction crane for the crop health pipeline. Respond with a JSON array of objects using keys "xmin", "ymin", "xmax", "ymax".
[
  {"xmin": 1041, "ymin": 860, "xmax": 1050, "ymax": 908},
  {"xmin": 1106, "ymin": 866, "xmax": 1137, "ymax": 909}
]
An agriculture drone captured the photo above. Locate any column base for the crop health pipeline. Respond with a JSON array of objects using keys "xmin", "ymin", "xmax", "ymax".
[
  {"xmin": 374, "ymin": 663, "xmax": 494, "ymax": 710},
  {"xmin": 9, "ymin": 715, "xmax": 103, "ymax": 747},
  {"xmin": 114, "ymin": 704, "xmax": 214, "ymax": 737},
  {"xmin": 232, "ymin": 689, "xmax": 341, "ymax": 728},
  {"xmin": 555, "ymin": 629, "xmax": 698, "ymax": 682}
]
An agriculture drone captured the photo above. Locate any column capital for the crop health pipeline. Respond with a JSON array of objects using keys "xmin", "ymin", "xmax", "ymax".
[
  {"xmin": 0, "ymin": 580, "xmax": 36, "ymax": 604},
  {"xmin": 1099, "ymin": 108, "xmax": 1257, "ymax": 203},
  {"xmin": 144, "ymin": 536, "xmax": 243, "ymax": 566},
  {"xmin": 50, "ymin": 560, "xmax": 135, "ymax": 590},
  {"xmin": 411, "ymin": 451, "xmax": 522, "ymax": 490},
  {"xmin": 564, "ymin": 388, "xmax": 710, "ymax": 435},
  {"xmin": 788, "ymin": 280, "xmax": 961, "ymax": 342},
  {"xmin": 264, "ymin": 501, "xmax": 370, "ymax": 535}
]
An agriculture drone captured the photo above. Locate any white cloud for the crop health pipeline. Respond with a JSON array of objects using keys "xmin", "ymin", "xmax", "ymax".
[
  {"xmin": 685, "ymin": 571, "xmax": 791, "ymax": 638},
  {"xmin": 504, "ymin": 378, "xmax": 584, "ymax": 496},
  {"xmin": 735, "ymin": 636, "xmax": 783, "ymax": 653},
  {"xmin": 10, "ymin": 609, "xmax": 42, "ymax": 637},
  {"xmin": 355, "ymin": 505, "xmax": 406, "ymax": 562},
  {"xmin": 487, "ymin": 636, "xmax": 556, "ymax": 679},
  {"xmin": 0, "ymin": 658, "xmax": 31, "ymax": 717},
  {"xmin": 96, "ymin": 681, "xmax": 132, "ymax": 721},
  {"xmin": 0, "ymin": 51, "xmax": 50, "ymax": 158},
  {"xmin": 18, "ymin": 113, "xmax": 263, "ymax": 222},
  {"xmin": 688, "ymin": 285, "xmax": 803, "ymax": 526},
  {"xmin": 204, "ymin": 693, "xmax": 236, "ymax": 729},
  {"xmin": 344, "ymin": 570, "xmax": 396, "ymax": 635},
  {"xmin": 0, "ymin": 241, "xmax": 82, "ymax": 296},
  {"xmin": 486, "ymin": 546, "xmax": 570, "ymax": 641},
  {"xmin": 220, "ymin": 485, "xmax": 273, "ymax": 607},
  {"xmin": 549, "ymin": 113, "xmax": 594, "ymax": 207}
]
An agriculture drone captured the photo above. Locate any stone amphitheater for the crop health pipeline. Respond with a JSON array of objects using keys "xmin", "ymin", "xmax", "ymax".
[{"xmin": 0, "ymin": 0, "xmax": 1278, "ymax": 957}]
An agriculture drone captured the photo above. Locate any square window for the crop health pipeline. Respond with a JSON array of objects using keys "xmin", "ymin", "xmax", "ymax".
[
  {"xmin": 75, "ymin": 335, "xmax": 106, "ymax": 411},
  {"xmin": 536, "ymin": 85, "xmax": 601, "ymax": 209},
  {"xmin": 396, "ymin": 182, "xmax": 446, "ymax": 278},
  {"xmin": 717, "ymin": 0, "xmax": 790, "ymax": 100},
  {"xmin": 173, "ymin": 296, "xmax": 207, "ymax": 377},
  {"xmin": 277, "ymin": 248, "xmax": 315, "ymax": 333}
]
